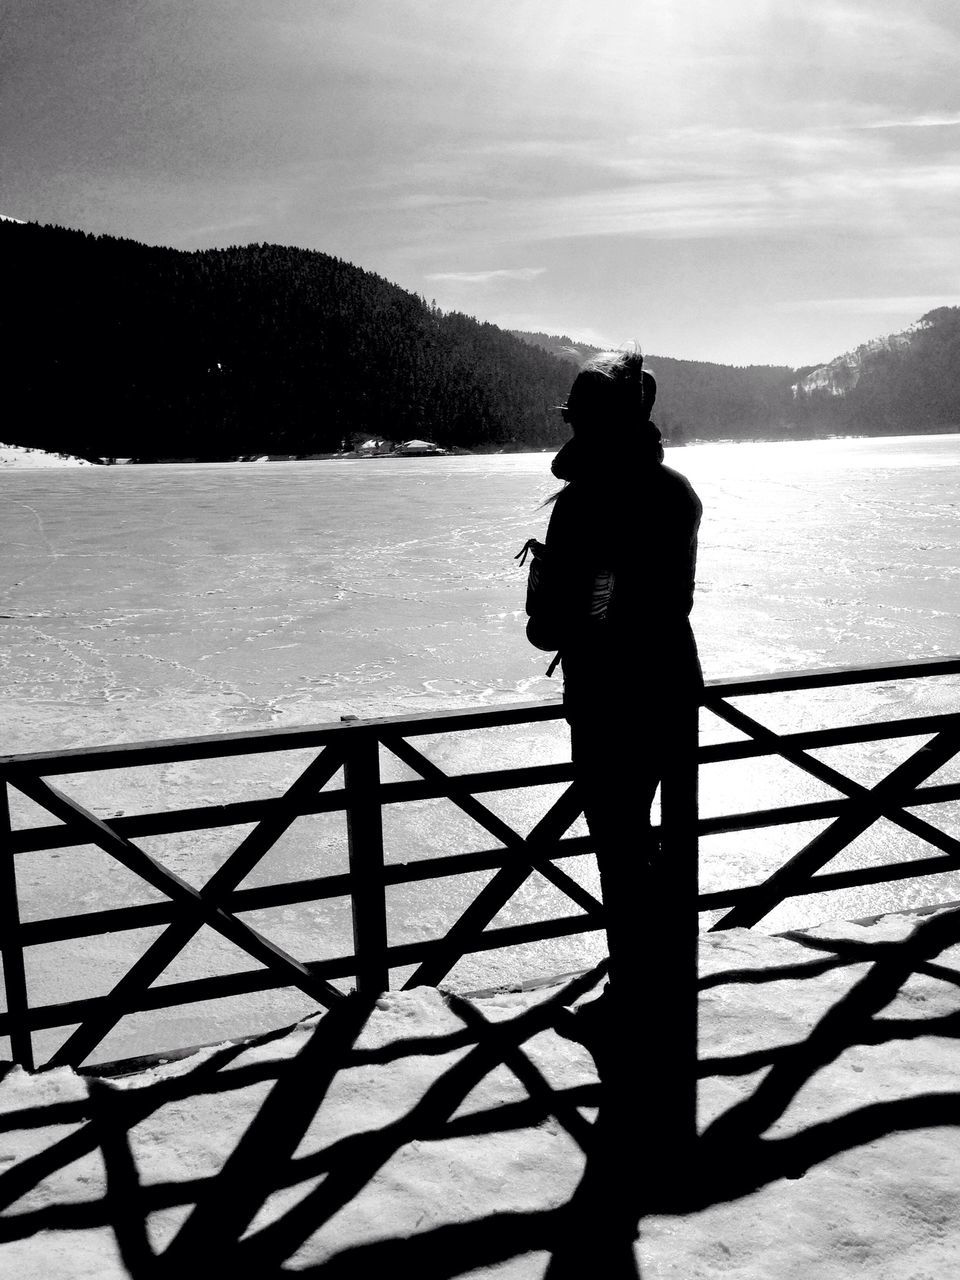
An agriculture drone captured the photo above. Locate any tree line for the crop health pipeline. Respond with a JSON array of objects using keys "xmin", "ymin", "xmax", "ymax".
[
  {"xmin": 4, "ymin": 222, "xmax": 572, "ymax": 459},
  {"xmin": 512, "ymin": 315, "xmax": 960, "ymax": 443},
  {"xmin": 4, "ymin": 220, "xmax": 958, "ymax": 460}
]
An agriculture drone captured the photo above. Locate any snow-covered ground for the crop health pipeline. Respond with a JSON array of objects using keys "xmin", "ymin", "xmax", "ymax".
[
  {"xmin": 3, "ymin": 906, "xmax": 960, "ymax": 1278},
  {"xmin": 0, "ymin": 443, "xmax": 94, "ymax": 468}
]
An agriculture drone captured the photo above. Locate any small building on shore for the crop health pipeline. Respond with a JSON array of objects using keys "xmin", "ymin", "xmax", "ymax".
[{"xmin": 393, "ymin": 438, "xmax": 447, "ymax": 456}]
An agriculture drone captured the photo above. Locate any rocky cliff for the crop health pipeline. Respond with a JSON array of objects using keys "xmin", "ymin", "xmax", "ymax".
[{"xmin": 792, "ymin": 330, "xmax": 915, "ymax": 398}]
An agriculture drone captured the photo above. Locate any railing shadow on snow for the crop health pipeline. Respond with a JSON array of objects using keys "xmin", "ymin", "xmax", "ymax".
[{"xmin": 2, "ymin": 904, "xmax": 960, "ymax": 1277}]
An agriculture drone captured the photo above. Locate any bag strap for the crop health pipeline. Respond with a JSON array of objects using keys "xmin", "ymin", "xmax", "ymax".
[
  {"xmin": 516, "ymin": 539, "xmax": 560, "ymax": 676},
  {"xmin": 514, "ymin": 538, "xmax": 543, "ymax": 566}
]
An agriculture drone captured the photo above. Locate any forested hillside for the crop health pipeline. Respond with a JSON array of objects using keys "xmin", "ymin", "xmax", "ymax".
[
  {"xmin": 513, "ymin": 331, "xmax": 799, "ymax": 440},
  {"xmin": 633, "ymin": 355, "xmax": 796, "ymax": 443},
  {"xmin": 790, "ymin": 307, "xmax": 960, "ymax": 436},
  {"xmin": 514, "ymin": 309, "xmax": 960, "ymax": 443},
  {"xmin": 5, "ymin": 220, "xmax": 958, "ymax": 460},
  {"xmin": 3, "ymin": 222, "xmax": 572, "ymax": 459}
]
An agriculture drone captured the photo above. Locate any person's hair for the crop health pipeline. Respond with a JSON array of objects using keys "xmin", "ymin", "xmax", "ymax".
[
  {"xmin": 583, "ymin": 347, "xmax": 646, "ymax": 382},
  {"xmin": 563, "ymin": 347, "xmax": 656, "ymax": 430}
]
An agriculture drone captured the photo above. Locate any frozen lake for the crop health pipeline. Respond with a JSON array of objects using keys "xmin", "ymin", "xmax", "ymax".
[
  {"xmin": 4, "ymin": 435, "xmax": 959, "ymax": 736},
  {"xmin": 2, "ymin": 435, "xmax": 960, "ymax": 1063}
]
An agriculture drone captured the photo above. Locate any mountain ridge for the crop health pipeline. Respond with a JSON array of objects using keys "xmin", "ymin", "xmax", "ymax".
[
  {"xmin": 792, "ymin": 329, "xmax": 915, "ymax": 397},
  {"xmin": 2, "ymin": 220, "xmax": 573, "ymax": 459},
  {"xmin": 4, "ymin": 219, "xmax": 958, "ymax": 457},
  {"xmin": 512, "ymin": 313, "xmax": 960, "ymax": 440}
]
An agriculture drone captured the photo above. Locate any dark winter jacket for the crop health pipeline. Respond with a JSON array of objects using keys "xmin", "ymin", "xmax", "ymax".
[{"xmin": 543, "ymin": 444, "xmax": 702, "ymax": 719}]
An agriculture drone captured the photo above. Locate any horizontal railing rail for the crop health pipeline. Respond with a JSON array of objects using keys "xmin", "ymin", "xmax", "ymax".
[{"xmin": 2, "ymin": 654, "xmax": 959, "ymax": 1072}]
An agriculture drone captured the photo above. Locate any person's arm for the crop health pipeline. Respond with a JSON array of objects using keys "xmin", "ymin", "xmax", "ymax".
[
  {"xmin": 682, "ymin": 487, "xmax": 702, "ymax": 615},
  {"xmin": 542, "ymin": 487, "xmax": 598, "ymax": 643}
]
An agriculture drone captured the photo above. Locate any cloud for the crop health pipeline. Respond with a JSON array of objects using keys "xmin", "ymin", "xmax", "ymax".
[
  {"xmin": 395, "ymin": 194, "xmax": 491, "ymax": 211},
  {"xmin": 175, "ymin": 214, "xmax": 267, "ymax": 244},
  {"xmin": 780, "ymin": 295, "xmax": 960, "ymax": 316},
  {"xmin": 469, "ymin": 161, "xmax": 960, "ymax": 248},
  {"xmin": 7, "ymin": 0, "xmax": 960, "ymax": 365},
  {"xmin": 859, "ymin": 112, "xmax": 960, "ymax": 130},
  {"xmin": 424, "ymin": 267, "xmax": 546, "ymax": 284},
  {"xmin": 415, "ymin": 119, "xmax": 960, "ymax": 247}
]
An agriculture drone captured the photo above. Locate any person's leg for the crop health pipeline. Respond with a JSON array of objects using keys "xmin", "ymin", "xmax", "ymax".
[{"xmin": 570, "ymin": 716, "xmax": 659, "ymax": 996}]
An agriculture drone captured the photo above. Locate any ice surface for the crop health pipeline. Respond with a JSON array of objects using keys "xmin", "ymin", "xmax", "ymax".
[{"xmin": 3, "ymin": 441, "xmax": 958, "ymax": 736}]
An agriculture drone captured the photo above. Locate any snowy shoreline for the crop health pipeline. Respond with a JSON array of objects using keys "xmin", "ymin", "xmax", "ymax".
[{"xmin": 0, "ymin": 442, "xmax": 94, "ymax": 468}]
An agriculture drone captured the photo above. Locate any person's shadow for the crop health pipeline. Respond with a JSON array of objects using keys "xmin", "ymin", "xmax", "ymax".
[{"xmin": 3, "ymin": 904, "xmax": 960, "ymax": 1278}]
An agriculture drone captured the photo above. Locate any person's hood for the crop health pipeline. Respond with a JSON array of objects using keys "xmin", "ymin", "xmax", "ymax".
[{"xmin": 551, "ymin": 424, "xmax": 663, "ymax": 483}]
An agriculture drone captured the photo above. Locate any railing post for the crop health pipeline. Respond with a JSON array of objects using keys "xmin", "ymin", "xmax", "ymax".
[
  {"xmin": 342, "ymin": 721, "xmax": 389, "ymax": 994},
  {"xmin": 0, "ymin": 780, "xmax": 35, "ymax": 1071},
  {"xmin": 647, "ymin": 697, "xmax": 700, "ymax": 1163}
]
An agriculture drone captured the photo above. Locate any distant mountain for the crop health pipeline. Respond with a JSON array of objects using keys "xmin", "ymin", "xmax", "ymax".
[
  {"xmin": 512, "ymin": 330, "xmax": 797, "ymax": 442},
  {"xmin": 792, "ymin": 331, "xmax": 914, "ymax": 398},
  {"xmin": 790, "ymin": 309, "xmax": 960, "ymax": 435},
  {"xmin": 2, "ymin": 221, "xmax": 573, "ymax": 459},
  {"xmin": 4, "ymin": 219, "xmax": 957, "ymax": 459},
  {"xmin": 514, "ymin": 314, "xmax": 960, "ymax": 441}
]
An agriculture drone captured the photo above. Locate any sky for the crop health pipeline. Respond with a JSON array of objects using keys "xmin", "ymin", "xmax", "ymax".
[{"xmin": 2, "ymin": 0, "xmax": 959, "ymax": 366}]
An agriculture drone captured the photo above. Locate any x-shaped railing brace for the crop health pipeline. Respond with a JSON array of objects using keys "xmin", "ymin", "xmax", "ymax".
[
  {"xmin": 4, "ymin": 745, "xmax": 347, "ymax": 1069},
  {"xmin": 705, "ymin": 693, "xmax": 960, "ymax": 930},
  {"xmin": 381, "ymin": 733, "xmax": 599, "ymax": 990}
]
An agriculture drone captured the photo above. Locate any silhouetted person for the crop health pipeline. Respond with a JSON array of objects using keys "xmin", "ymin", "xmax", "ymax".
[{"xmin": 544, "ymin": 350, "xmax": 702, "ymax": 1037}]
